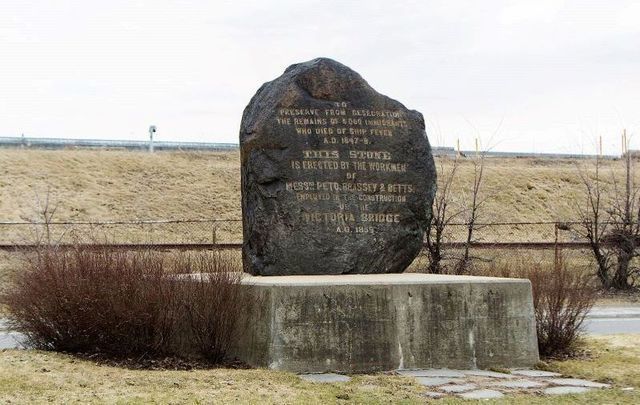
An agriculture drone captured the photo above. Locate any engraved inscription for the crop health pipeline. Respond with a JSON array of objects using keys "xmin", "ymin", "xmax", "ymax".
[{"xmin": 278, "ymin": 101, "xmax": 414, "ymax": 234}]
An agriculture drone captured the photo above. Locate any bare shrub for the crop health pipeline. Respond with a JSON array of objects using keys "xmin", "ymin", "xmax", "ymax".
[
  {"xmin": 3, "ymin": 248, "xmax": 176, "ymax": 355},
  {"xmin": 424, "ymin": 151, "xmax": 488, "ymax": 275},
  {"xmin": 572, "ymin": 145, "xmax": 640, "ymax": 290},
  {"xmin": 486, "ymin": 254, "xmax": 596, "ymax": 358},
  {"xmin": 172, "ymin": 252, "xmax": 246, "ymax": 363},
  {"xmin": 455, "ymin": 153, "xmax": 487, "ymax": 274},
  {"xmin": 425, "ymin": 156, "xmax": 463, "ymax": 274},
  {"xmin": 1, "ymin": 247, "xmax": 247, "ymax": 363}
]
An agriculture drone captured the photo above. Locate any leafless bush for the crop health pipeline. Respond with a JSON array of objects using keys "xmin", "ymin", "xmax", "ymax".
[
  {"xmin": 530, "ymin": 256, "xmax": 596, "ymax": 357},
  {"xmin": 1, "ymin": 247, "xmax": 248, "ymax": 363},
  {"xmin": 606, "ymin": 148, "xmax": 640, "ymax": 288},
  {"xmin": 2, "ymin": 247, "xmax": 175, "ymax": 354},
  {"xmin": 486, "ymin": 254, "xmax": 596, "ymax": 357},
  {"xmin": 455, "ymin": 153, "xmax": 487, "ymax": 274},
  {"xmin": 573, "ymin": 147, "xmax": 640, "ymax": 290},
  {"xmin": 172, "ymin": 252, "xmax": 246, "ymax": 363},
  {"xmin": 425, "ymin": 156, "xmax": 464, "ymax": 274},
  {"xmin": 425, "ymin": 152, "xmax": 487, "ymax": 275}
]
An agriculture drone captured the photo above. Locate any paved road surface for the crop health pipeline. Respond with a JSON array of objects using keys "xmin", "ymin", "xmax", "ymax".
[
  {"xmin": 2, "ymin": 307, "xmax": 640, "ymax": 350},
  {"xmin": 583, "ymin": 306, "xmax": 640, "ymax": 335},
  {"xmin": 0, "ymin": 319, "xmax": 26, "ymax": 349}
]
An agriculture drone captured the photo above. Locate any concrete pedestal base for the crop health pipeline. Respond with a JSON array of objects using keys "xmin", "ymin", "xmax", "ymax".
[{"xmin": 233, "ymin": 274, "xmax": 539, "ymax": 373}]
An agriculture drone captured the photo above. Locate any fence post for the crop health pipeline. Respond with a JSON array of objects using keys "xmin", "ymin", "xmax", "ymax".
[{"xmin": 554, "ymin": 222, "xmax": 561, "ymax": 265}]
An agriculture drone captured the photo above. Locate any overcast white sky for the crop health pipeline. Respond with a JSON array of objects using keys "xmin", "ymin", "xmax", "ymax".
[{"xmin": 1, "ymin": 0, "xmax": 639, "ymax": 154}]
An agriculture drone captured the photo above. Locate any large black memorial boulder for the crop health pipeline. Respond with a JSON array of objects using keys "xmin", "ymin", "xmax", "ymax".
[{"xmin": 240, "ymin": 58, "xmax": 436, "ymax": 275}]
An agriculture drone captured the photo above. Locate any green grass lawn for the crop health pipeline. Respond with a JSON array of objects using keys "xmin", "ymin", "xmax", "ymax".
[{"xmin": 1, "ymin": 335, "xmax": 639, "ymax": 404}]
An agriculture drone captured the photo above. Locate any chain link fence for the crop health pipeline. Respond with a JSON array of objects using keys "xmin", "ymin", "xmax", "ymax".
[
  {"xmin": 0, "ymin": 219, "xmax": 599, "ymax": 250},
  {"xmin": 0, "ymin": 219, "xmax": 631, "ymax": 277},
  {"xmin": 0, "ymin": 220, "xmax": 243, "ymax": 249}
]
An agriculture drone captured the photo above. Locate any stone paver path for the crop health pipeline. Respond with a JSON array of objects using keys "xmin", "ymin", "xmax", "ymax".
[
  {"xmin": 460, "ymin": 389, "xmax": 504, "ymax": 399},
  {"xmin": 544, "ymin": 386, "xmax": 592, "ymax": 395},
  {"xmin": 298, "ymin": 368, "xmax": 612, "ymax": 399},
  {"xmin": 511, "ymin": 369, "xmax": 561, "ymax": 378},
  {"xmin": 299, "ymin": 373, "xmax": 351, "ymax": 383},
  {"xmin": 545, "ymin": 378, "xmax": 610, "ymax": 388},
  {"xmin": 415, "ymin": 377, "xmax": 462, "ymax": 387}
]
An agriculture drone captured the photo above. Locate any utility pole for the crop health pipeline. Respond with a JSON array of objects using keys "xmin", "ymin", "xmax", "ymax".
[
  {"xmin": 624, "ymin": 129, "xmax": 631, "ymax": 225},
  {"xmin": 149, "ymin": 125, "xmax": 156, "ymax": 153},
  {"xmin": 598, "ymin": 135, "xmax": 603, "ymax": 157}
]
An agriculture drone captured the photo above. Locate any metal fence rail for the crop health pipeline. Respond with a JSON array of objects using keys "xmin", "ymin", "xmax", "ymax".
[
  {"xmin": 0, "ymin": 219, "xmax": 242, "ymax": 250},
  {"xmin": 0, "ymin": 136, "xmax": 239, "ymax": 151},
  {"xmin": 1, "ymin": 136, "xmax": 618, "ymax": 159},
  {"xmin": 0, "ymin": 219, "xmax": 612, "ymax": 251}
]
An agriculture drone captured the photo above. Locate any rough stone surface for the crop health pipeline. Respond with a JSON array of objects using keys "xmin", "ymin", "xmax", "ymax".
[
  {"xmin": 299, "ymin": 373, "xmax": 351, "ymax": 383},
  {"xmin": 415, "ymin": 377, "xmax": 461, "ymax": 387},
  {"xmin": 287, "ymin": 364, "xmax": 610, "ymax": 400},
  {"xmin": 292, "ymin": 368, "xmax": 609, "ymax": 400},
  {"xmin": 459, "ymin": 389, "xmax": 505, "ymax": 399},
  {"xmin": 240, "ymin": 57, "xmax": 436, "ymax": 275},
  {"xmin": 439, "ymin": 383, "xmax": 477, "ymax": 393},
  {"xmin": 494, "ymin": 380, "xmax": 545, "ymax": 389},
  {"xmin": 511, "ymin": 369, "xmax": 561, "ymax": 378},
  {"xmin": 544, "ymin": 386, "xmax": 592, "ymax": 395},
  {"xmin": 546, "ymin": 378, "xmax": 610, "ymax": 388},
  {"xmin": 462, "ymin": 370, "xmax": 514, "ymax": 379},
  {"xmin": 398, "ymin": 369, "xmax": 466, "ymax": 378},
  {"xmin": 231, "ymin": 273, "xmax": 539, "ymax": 373}
]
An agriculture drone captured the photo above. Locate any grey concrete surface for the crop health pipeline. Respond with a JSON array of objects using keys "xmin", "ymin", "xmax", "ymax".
[
  {"xmin": 1, "ymin": 304, "xmax": 637, "ymax": 353},
  {"xmin": 233, "ymin": 273, "xmax": 539, "ymax": 373},
  {"xmin": 440, "ymin": 383, "xmax": 477, "ymax": 393},
  {"xmin": 239, "ymin": 273, "xmax": 530, "ymax": 286},
  {"xmin": 416, "ymin": 377, "xmax": 462, "ymax": 387},
  {"xmin": 299, "ymin": 373, "xmax": 351, "ymax": 383},
  {"xmin": 588, "ymin": 306, "xmax": 640, "ymax": 318},
  {"xmin": 463, "ymin": 370, "xmax": 514, "ymax": 378},
  {"xmin": 545, "ymin": 378, "xmax": 610, "ymax": 388},
  {"xmin": 459, "ymin": 389, "xmax": 505, "ymax": 399},
  {"xmin": 0, "ymin": 319, "xmax": 24, "ymax": 349},
  {"xmin": 398, "ymin": 369, "xmax": 466, "ymax": 378},
  {"xmin": 544, "ymin": 386, "xmax": 592, "ymax": 395},
  {"xmin": 0, "ymin": 319, "xmax": 27, "ymax": 349},
  {"xmin": 584, "ymin": 306, "xmax": 640, "ymax": 334},
  {"xmin": 300, "ymin": 369, "xmax": 608, "ymax": 399},
  {"xmin": 584, "ymin": 317, "xmax": 640, "ymax": 334},
  {"xmin": 0, "ymin": 332, "xmax": 26, "ymax": 349},
  {"xmin": 493, "ymin": 379, "xmax": 545, "ymax": 388},
  {"xmin": 511, "ymin": 369, "xmax": 561, "ymax": 377}
]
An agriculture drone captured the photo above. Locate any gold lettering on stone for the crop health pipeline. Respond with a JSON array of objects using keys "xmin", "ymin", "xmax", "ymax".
[
  {"xmin": 348, "ymin": 150, "xmax": 392, "ymax": 160},
  {"xmin": 302, "ymin": 150, "xmax": 339, "ymax": 159},
  {"xmin": 278, "ymin": 101, "xmax": 415, "ymax": 233}
]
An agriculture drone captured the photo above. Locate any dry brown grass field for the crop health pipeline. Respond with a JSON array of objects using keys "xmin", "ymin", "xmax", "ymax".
[
  {"xmin": 0, "ymin": 148, "xmax": 627, "ymax": 224},
  {"xmin": 0, "ymin": 149, "xmax": 240, "ymax": 222},
  {"xmin": 0, "ymin": 148, "xmax": 632, "ymax": 279}
]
